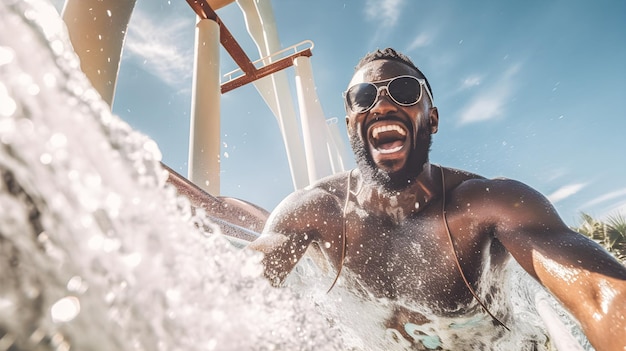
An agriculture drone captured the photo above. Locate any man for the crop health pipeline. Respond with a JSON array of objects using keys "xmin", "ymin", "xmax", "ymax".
[{"xmin": 248, "ymin": 48, "xmax": 626, "ymax": 350}]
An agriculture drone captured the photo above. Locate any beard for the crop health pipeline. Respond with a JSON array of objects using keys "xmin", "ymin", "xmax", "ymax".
[{"xmin": 349, "ymin": 121, "xmax": 432, "ymax": 192}]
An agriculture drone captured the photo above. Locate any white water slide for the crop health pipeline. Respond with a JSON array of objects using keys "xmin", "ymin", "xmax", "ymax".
[{"xmin": 62, "ymin": 0, "xmax": 348, "ymax": 196}]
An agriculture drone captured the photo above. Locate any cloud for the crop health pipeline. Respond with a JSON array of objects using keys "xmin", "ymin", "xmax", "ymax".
[
  {"xmin": 606, "ymin": 200, "xmax": 626, "ymax": 218},
  {"xmin": 585, "ymin": 188, "xmax": 626, "ymax": 218},
  {"xmin": 124, "ymin": 11, "xmax": 193, "ymax": 87},
  {"xmin": 458, "ymin": 64, "xmax": 521, "ymax": 125},
  {"xmin": 460, "ymin": 75, "xmax": 482, "ymax": 89},
  {"xmin": 407, "ymin": 32, "xmax": 433, "ymax": 51},
  {"xmin": 586, "ymin": 188, "xmax": 626, "ymax": 207},
  {"xmin": 547, "ymin": 183, "xmax": 587, "ymax": 204},
  {"xmin": 364, "ymin": 0, "xmax": 405, "ymax": 27}
]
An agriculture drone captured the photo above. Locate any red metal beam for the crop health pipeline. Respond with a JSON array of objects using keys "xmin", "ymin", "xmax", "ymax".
[
  {"xmin": 221, "ymin": 48, "xmax": 313, "ymax": 93},
  {"xmin": 185, "ymin": 0, "xmax": 217, "ymax": 21},
  {"xmin": 217, "ymin": 20, "xmax": 257, "ymax": 76},
  {"xmin": 185, "ymin": 0, "xmax": 256, "ymax": 75}
]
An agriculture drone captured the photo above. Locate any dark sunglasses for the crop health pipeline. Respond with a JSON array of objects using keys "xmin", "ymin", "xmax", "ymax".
[{"xmin": 344, "ymin": 75, "xmax": 433, "ymax": 114}]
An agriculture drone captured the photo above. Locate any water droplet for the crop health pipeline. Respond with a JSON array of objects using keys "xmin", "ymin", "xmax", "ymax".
[
  {"xmin": 0, "ymin": 46, "xmax": 15, "ymax": 66},
  {"xmin": 51, "ymin": 296, "xmax": 80, "ymax": 322},
  {"xmin": 40, "ymin": 153, "xmax": 52, "ymax": 165},
  {"xmin": 0, "ymin": 83, "xmax": 17, "ymax": 117},
  {"xmin": 67, "ymin": 276, "xmax": 88, "ymax": 293}
]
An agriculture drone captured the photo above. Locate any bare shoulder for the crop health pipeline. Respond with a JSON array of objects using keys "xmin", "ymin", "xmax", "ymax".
[
  {"xmin": 450, "ymin": 173, "xmax": 552, "ymax": 209},
  {"xmin": 250, "ymin": 172, "xmax": 348, "ymax": 258},
  {"xmin": 273, "ymin": 172, "xmax": 348, "ymax": 212},
  {"xmin": 264, "ymin": 171, "xmax": 349, "ymax": 234},
  {"xmin": 439, "ymin": 165, "xmax": 485, "ymax": 186},
  {"xmin": 443, "ymin": 168, "xmax": 566, "ymax": 231}
]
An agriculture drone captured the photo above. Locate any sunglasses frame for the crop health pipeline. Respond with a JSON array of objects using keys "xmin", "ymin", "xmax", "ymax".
[{"xmin": 344, "ymin": 75, "xmax": 434, "ymax": 114}]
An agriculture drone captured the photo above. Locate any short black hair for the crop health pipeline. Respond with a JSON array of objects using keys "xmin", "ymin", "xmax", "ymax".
[{"xmin": 355, "ymin": 48, "xmax": 433, "ymax": 99}]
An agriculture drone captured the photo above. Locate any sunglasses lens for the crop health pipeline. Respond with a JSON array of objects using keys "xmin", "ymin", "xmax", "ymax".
[
  {"xmin": 388, "ymin": 76, "xmax": 421, "ymax": 105},
  {"xmin": 346, "ymin": 76, "xmax": 424, "ymax": 113},
  {"xmin": 347, "ymin": 83, "xmax": 377, "ymax": 113}
]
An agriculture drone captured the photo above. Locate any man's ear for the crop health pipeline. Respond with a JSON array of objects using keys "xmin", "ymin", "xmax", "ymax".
[{"xmin": 429, "ymin": 107, "xmax": 439, "ymax": 134}]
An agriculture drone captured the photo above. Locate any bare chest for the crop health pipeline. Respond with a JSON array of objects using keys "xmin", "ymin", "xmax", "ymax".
[{"xmin": 332, "ymin": 204, "xmax": 488, "ymax": 310}]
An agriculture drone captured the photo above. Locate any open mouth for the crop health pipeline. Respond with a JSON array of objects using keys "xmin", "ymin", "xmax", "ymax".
[{"xmin": 367, "ymin": 121, "xmax": 409, "ymax": 154}]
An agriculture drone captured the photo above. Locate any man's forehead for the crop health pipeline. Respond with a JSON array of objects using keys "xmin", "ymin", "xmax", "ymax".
[{"xmin": 349, "ymin": 59, "xmax": 417, "ymax": 86}]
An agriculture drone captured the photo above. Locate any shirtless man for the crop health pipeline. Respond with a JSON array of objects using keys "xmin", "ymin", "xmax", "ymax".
[{"xmin": 248, "ymin": 48, "xmax": 626, "ymax": 350}]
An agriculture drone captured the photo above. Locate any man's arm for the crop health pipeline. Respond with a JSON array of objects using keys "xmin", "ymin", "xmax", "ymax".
[
  {"xmin": 455, "ymin": 178, "xmax": 626, "ymax": 351},
  {"xmin": 247, "ymin": 188, "xmax": 342, "ymax": 286}
]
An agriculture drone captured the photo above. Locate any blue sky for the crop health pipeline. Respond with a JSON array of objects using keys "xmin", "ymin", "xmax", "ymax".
[{"xmin": 53, "ymin": 0, "xmax": 626, "ymax": 225}]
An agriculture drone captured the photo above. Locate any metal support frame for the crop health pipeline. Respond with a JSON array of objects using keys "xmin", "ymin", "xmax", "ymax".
[
  {"xmin": 185, "ymin": 0, "xmax": 312, "ymax": 94},
  {"xmin": 185, "ymin": 0, "xmax": 317, "ymax": 192},
  {"xmin": 188, "ymin": 18, "xmax": 221, "ymax": 194}
]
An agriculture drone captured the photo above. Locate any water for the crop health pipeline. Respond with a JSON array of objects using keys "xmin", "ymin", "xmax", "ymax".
[
  {"xmin": 0, "ymin": 0, "xmax": 594, "ymax": 350},
  {"xmin": 0, "ymin": 1, "xmax": 340, "ymax": 350},
  {"xmin": 289, "ymin": 256, "xmax": 592, "ymax": 351}
]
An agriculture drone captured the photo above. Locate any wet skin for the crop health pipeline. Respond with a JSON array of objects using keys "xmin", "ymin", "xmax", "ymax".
[{"xmin": 248, "ymin": 60, "xmax": 626, "ymax": 350}]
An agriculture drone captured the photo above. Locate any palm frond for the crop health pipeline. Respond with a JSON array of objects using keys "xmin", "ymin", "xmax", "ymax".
[{"xmin": 572, "ymin": 212, "xmax": 626, "ymax": 264}]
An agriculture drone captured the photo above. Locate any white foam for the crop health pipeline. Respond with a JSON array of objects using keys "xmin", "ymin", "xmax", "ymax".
[{"xmin": 0, "ymin": 1, "xmax": 340, "ymax": 350}]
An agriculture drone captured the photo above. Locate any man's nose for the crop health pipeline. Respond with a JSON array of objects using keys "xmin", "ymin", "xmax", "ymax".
[{"xmin": 369, "ymin": 89, "xmax": 398, "ymax": 115}]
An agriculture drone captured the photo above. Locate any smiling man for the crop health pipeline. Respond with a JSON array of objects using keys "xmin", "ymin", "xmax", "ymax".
[{"xmin": 247, "ymin": 48, "xmax": 626, "ymax": 350}]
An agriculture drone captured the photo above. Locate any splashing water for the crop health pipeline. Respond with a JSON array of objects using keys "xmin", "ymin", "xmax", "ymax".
[
  {"xmin": 0, "ymin": 0, "xmax": 596, "ymax": 350},
  {"xmin": 288, "ymin": 254, "xmax": 593, "ymax": 351},
  {"xmin": 0, "ymin": 1, "xmax": 341, "ymax": 350}
]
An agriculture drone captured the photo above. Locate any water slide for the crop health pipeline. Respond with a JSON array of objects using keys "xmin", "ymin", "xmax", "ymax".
[
  {"xmin": 61, "ymin": 0, "xmax": 137, "ymax": 107},
  {"xmin": 163, "ymin": 163, "xmax": 267, "ymax": 243}
]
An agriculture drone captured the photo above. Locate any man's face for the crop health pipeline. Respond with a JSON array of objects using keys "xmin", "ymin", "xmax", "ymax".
[{"xmin": 345, "ymin": 59, "xmax": 438, "ymax": 189}]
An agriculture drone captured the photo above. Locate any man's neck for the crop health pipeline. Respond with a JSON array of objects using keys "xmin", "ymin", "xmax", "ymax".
[{"xmin": 353, "ymin": 163, "xmax": 439, "ymax": 221}]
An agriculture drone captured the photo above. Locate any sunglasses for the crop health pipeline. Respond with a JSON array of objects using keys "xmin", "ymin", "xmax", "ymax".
[{"xmin": 344, "ymin": 75, "xmax": 434, "ymax": 114}]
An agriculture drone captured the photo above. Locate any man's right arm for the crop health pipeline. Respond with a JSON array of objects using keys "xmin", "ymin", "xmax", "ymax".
[{"xmin": 247, "ymin": 187, "xmax": 342, "ymax": 286}]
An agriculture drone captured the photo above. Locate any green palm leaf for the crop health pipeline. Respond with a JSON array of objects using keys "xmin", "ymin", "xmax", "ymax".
[{"xmin": 573, "ymin": 212, "xmax": 626, "ymax": 263}]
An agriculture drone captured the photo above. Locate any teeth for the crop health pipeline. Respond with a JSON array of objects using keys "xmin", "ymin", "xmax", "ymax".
[
  {"xmin": 379, "ymin": 145, "xmax": 403, "ymax": 154},
  {"xmin": 372, "ymin": 124, "xmax": 407, "ymax": 139}
]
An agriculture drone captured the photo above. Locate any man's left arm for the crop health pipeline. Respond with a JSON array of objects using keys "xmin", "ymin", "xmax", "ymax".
[{"xmin": 466, "ymin": 179, "xmax": 626, "ymax": 351}]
